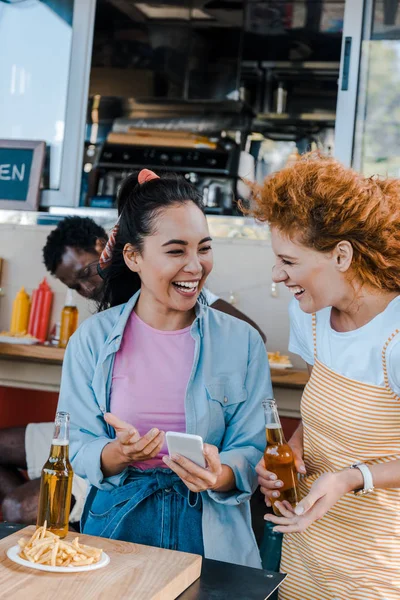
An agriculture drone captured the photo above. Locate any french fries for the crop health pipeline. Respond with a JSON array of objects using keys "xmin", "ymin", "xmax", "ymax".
[
  {"xmin": 17, "ymin": 522, "xmax": 103, "ymax": 568},
  {"xmin": 268, "ymin": 351, "xmax": 292, "ymax": 366}
]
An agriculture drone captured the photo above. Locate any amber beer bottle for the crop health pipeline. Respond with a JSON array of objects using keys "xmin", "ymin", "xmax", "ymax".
[
  {"xmin": 263, "ymin": 399, "xmax": 299, "ymax": 516},
  {"xmin": 58, "ymin": 289, "xmax": 78, "ymax": 349},
  {"xmin": 37, "ymin": 412, "xmax": 73, "ymax": 538}
]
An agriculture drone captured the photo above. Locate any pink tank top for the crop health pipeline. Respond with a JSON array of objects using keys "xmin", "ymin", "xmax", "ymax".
[{"xmin": 110, "ymin": 310, "xmax": 195, "ymax": 469}]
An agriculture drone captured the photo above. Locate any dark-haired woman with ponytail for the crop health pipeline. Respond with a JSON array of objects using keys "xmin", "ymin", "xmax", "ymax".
[{"xmin": 58, "ymin": 169, "xmax": 272, "ymax": 567}]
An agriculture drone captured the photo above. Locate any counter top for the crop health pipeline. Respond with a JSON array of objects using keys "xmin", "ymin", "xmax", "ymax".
[
  {"xmin": 0, "ymin": 343, "xmax": 308, "ymax": 389},
  {"xmin": 0, "ymin": 343, "xmax": 64, "ymax": 365},
  {"xmin": 270, "ymin": 367, "xmax": 309, "ymax": 389}
]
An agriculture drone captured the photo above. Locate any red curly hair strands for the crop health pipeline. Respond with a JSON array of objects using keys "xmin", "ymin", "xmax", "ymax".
[{"xmin": 250, "ymin": 153, "xmax": 400, "ymax": 293}]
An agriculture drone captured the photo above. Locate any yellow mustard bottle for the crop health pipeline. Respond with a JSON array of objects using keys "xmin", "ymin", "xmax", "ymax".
[
  {"xmin": 10, "ymin": 287, "xmax": 30, "ymax": 335},
  {"xmin": 58, "ymin": 289, "xmax": 78, "ymax": 348}
]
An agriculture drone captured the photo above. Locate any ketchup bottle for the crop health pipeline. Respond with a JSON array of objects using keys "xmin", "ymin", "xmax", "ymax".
[{"xmin": 28, "ymin": 278, "xmax": 53, "ymax": 342}]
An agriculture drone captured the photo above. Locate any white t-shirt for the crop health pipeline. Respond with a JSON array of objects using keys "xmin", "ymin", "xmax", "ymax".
[
  {"xmin": 289, "ymin": 296, "xmax": 400, "ymax": 396},
  {"xmin": 202, "ymin": 287, "xmax": 219, "ymax": 306}
]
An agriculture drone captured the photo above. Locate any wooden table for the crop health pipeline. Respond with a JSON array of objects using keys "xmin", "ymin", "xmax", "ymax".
[
  {"xmin": 0, "ymin": 526, "xmax": 201, "ymax": 600},
  {"xmin": 0, "ymin": 343, "xmax": 64, "ymax": 392},
  {"xmin": 270, "ymin": 368, "xmax": 309, "ymax": 390},
  {"xmin": 0, "ymin": 524, "xmax": 285, "ymax": 600},
  {"xmin": 0, "ymin": 343, "xmax": 64, "ymax": 365}
]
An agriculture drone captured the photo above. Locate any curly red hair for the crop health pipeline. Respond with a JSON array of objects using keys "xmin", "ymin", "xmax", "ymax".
[{"xmin": 250, "ymin": 153, "xmax": 400, "ymax": 292}]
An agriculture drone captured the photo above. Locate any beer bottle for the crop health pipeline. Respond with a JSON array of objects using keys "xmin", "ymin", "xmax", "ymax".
[
  {"xmin": 37, "ymin": 412, "xmax": 73, "ymax": 538},
  {"xmin": 263, "ymin": 399, "xmax": 299, "ymax": 516},
  {"xmin": 58, "ymin": 289, "xmax": 78, "ymax": 349}
]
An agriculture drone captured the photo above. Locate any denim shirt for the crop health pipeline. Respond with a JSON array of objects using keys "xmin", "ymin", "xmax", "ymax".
[{"xmin": 57, "ymin": 291, "xmax": 273, "ymax": 568}]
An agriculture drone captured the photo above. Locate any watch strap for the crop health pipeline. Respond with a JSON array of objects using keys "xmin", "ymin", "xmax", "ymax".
[{"xmin": 350, "ymin": 462, "xmax": 374, "ymax": 495}]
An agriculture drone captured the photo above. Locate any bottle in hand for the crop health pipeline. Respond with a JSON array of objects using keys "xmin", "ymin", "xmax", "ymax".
[
  {"xmin": 37, "ymin": 412, "xmax": 73, "ymax": 538},
  {"xmin": 263, "ymin": 399, "xmax": 299, "ymax": 516}
]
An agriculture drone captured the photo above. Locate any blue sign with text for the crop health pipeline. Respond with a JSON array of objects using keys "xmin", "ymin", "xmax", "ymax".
[{"xmin": 0, "ymin": 148, "xmax": 34, "ymax": 201}]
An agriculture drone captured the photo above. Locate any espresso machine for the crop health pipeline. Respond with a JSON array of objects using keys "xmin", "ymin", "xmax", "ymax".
[{"xmin": 85, "ymin": 138, "xmax": 242, "ymax": 215}]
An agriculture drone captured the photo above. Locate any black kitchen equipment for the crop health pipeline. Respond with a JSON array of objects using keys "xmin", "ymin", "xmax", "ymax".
[{"xmin": 85, "ymin": 137, "xmax": 242, "ymax": 215}]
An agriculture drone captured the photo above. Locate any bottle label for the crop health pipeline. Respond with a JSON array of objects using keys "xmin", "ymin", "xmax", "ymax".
[{"xmin": 52, "ymin": 439, "xmax": 69, "ymax": 446}]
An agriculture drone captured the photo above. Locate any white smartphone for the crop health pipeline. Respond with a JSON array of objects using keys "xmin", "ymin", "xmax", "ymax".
[{"xmin": 165, "ymin": 432, "xmax": 206, "ymax": 468}]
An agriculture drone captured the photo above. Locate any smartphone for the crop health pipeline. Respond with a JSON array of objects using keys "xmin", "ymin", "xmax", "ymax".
[{"xmin": 165, "ymin": 432, "xmax": 206, "ymax": 468}]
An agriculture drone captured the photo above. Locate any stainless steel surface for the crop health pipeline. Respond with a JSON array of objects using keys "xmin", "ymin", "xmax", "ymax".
[
  {"xmin": 0, "ymin": 209, "xmax": 270, "ymax": 241},
  {"xmin": 334, "ymin": 0, "xmax": 366, "ymax": 167},
  {"xmin": 40, "ymin": 0, "xmax": 97, "ymax": 208}
]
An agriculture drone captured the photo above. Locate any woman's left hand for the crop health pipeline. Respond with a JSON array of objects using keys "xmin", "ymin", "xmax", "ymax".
[
  {"xmin": 162, "ymin": 444, "xmax": 223, "ymax": 493},
  {"xmin": 264, "ymin": 471, "xmax": 355, "ymax": 533}
]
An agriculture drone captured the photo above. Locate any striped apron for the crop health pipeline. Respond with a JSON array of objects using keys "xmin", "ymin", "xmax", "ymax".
[{"xmin": 279, "ymin": 316, "xmax": 400, "ymax": 600}]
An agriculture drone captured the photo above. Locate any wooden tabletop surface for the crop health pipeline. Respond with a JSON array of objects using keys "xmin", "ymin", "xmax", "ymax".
[
  {"xmin": 269, "ymin": 367, "xmax": 309, "ymax": 389},
  {"xmin": 0, "ymin": 343, "xmax": 309, "ymax": 389},
  {"xmin": 0, "ymin": 343, "xmax": 65, "ymax": 364},
  {"xmin": 0, "ymin": 526, "xmax": 202, "ymax": 600}
]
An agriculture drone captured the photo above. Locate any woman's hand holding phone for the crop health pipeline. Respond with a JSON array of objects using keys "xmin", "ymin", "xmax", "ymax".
[
  {"xmin": 104, "ymin": 412, "xmax": 165, "ymax": 464},
  {"xmin": 163, "ymin": 444, "xmax": 225, "ymax": 493}
]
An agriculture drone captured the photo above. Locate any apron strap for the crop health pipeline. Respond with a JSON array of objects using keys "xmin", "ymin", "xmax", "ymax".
[
  {"xmin": 382, "ymin": 328, "xmax": 400, "ymax": 400},
  {"xmin": 311, "ymin": 313, "xmax": 317, "ymax": 359}
]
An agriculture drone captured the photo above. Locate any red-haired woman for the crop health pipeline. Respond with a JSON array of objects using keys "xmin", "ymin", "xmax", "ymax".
[{"xmin": 254, "ymin": 154, "xmax": 400, "ymax": 599}]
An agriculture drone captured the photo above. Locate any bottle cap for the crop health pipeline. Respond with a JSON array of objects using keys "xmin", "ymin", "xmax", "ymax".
[
  {"xmin": 64, "ymin": 288, "xmax": 76, "ymax": 307},
  {"xmin": 38, "ymin": 277, "xmax": 52, "ymax": 292}
]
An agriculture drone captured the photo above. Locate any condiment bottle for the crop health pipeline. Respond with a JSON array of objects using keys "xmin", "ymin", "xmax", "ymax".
[
  {"xmin": 263, "ymin": 398, "xmax": 300, "ymax": 516},
  {"xmin": 28, "ymin": 278, "xmax": 53, "ymax": 342},
  {"xmin": 10, "ymin": 287, "xmax": 30, "ymax": 335},
  {"xmin": 58, "ymin": 289, "xmax": 78, "ymax": 348},
  {"xmin": 37, "ymin": 411, "xmax": 73, "ymax": 538}
]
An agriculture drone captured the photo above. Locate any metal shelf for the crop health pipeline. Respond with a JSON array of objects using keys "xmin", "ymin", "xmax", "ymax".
[
  {"xmin": 255, "ymin": 111, "xmax": 336, "ymax": 123},
  {"xmin": 242, "ymin": 61, "xmax": 340, "ymax": 73},
  {"xmin": 260, "ymin": 61, "xmax": 340, "ymax": 71},
  {"xmin": 252, "ymin": 111, "xmax": 336, "ymax": 140}
]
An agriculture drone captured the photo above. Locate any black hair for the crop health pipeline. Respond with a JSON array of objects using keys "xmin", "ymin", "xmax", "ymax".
[
  {"xmin": 43, "ymin": 216, "xmax": 108, "ymax": 275},
  {"xmin": 98, "ymin": 172, "xmax": 205, "ymax": 311}
]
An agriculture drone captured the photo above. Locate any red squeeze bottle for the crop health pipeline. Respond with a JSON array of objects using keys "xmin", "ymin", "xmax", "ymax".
[{"xmin": 28, "ymin": 278, "xmax": 53, "ymax": 342}]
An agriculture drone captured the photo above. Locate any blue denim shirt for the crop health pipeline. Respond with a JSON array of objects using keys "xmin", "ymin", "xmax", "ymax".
[{"xmin": 57, "ymin": 291, "xmax": 272, "ymax": 568}]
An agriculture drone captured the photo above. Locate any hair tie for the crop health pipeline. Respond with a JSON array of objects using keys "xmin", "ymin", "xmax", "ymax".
[
  {"xmin": 138, "ymin": 168, "xmax": 160, "ymax": 184},
  {"xmin": 98, "ymin": 221, "xmax": 120, "ymax": 271},
  {"xmin": 98, "ymin": 169, "xmax": 160, "ymax": 270}
]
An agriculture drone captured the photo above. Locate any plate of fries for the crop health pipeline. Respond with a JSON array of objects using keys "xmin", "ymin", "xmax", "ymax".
[
  {"xmin": 7, "ymin": 524, "xmax": 110, "ymax": 573},
  {"xmin": 0, "ymin": 333, "xmax": 39, "ymax": 345},
  {"xmin": 267, "ymin": 351, "xmax": 293, "ymax": 369}
]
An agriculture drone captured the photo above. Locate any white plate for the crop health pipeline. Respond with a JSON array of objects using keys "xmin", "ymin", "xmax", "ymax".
[
  {"xmin": 0, "ymin": 335, "xmax": 39, "ymax": 345},
  {"xmin": 6, "ymin": 544, "xmax": 110, "ymax": 573},
  {"xmin": 269, "ymin": 362, "xmax": 293, "ymax": 370}
]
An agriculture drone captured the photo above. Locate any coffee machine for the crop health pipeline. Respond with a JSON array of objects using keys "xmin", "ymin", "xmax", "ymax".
[{"xmin": 85, "ymin": 138, "xmax": 242, "ymax": 215}]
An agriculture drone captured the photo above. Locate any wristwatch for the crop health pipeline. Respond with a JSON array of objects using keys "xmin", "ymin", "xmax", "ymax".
[{"xmin": 350, "ymin": 462, "xmax": 374, "ymax": 496}]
